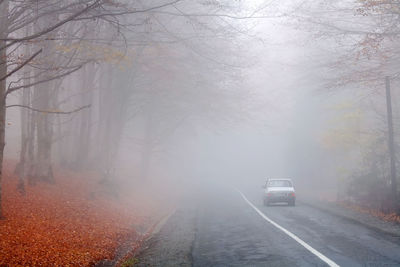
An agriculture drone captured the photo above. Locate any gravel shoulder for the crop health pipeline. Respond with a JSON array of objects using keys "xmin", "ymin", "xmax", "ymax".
[{"xmin": 131, "ymin": 205, "xmax": 197, "ymax": 267}]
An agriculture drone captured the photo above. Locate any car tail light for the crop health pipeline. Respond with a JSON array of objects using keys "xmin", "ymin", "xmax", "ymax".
[{"xmin": 290, "ymin": 192, "xmax": 295, "ymax": 197}]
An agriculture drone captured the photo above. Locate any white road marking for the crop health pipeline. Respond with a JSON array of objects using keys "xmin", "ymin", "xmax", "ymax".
[{"xmin": 237, "ymin": 190, "xmax": 340, "ymax": 267}]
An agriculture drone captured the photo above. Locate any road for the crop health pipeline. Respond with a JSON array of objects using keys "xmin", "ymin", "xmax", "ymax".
[{"xmin": 136, "ymin": 184, "xmax": 400, "ymax": 267}]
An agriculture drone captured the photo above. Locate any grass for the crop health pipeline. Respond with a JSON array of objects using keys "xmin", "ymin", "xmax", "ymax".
[{"xmin": 120, "ymin": 257, "xmax": 139, "ymax": 267}]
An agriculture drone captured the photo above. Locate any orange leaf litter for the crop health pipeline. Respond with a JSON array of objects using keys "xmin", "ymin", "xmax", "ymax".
[
  {"xmin": 340, "ymin": 201, "xmax": 400, "ymax": 224},
  {"xmin": 0, "ymin": 160, "xmax": 145, "ymax": 266}
]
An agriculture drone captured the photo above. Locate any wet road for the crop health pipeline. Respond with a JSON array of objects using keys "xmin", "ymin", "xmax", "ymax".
[{"xmin": 191, "ymin": 185, "xmax": 400, "ymax": 267}]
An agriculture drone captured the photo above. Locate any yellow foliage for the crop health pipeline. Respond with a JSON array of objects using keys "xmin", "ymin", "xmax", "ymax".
[
  {"xmin": 55, "ymin": 41, "xmax": 133, "ymax": 67},
  {"xmin": 320, "ymin": 100, "xmax": 364, "ymax": 151}
]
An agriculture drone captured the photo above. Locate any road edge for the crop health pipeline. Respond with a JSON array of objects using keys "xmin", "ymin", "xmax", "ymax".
[
  {"xmin": 128, "ymin": 206, "xmax": 197, "ymax": 266},
  {"xmin": 114, "ymin": 208, "xmax": 177, "ymax": 267},
  {"xmin": 299, "ymin": 200, "xmax": 400, "ymax": 237}
]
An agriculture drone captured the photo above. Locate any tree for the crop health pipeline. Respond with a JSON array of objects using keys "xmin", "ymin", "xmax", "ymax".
[
  {"xmin": 0, "ymin": 0, "xmax": 184, "ymax": 218},
  {"xmin": 0, "ymin": 0, "xmax": 9, "ymax": 219},
  {"xmin": 51, "ymin": 0, "xmax": 257, "ymax": 182},
  {"xmin": 288, "ymin": 0, "xmax": 400, "ymax": 209}
]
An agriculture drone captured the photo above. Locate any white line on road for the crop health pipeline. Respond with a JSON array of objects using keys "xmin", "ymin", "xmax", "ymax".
[{"xmin": 237, "ymin": 190, "xmax": 340, "ymax": 267}]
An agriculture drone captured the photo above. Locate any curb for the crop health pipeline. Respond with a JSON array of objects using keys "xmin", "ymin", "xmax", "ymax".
[
  {"xmin": 145, "ymin": 208, "xmax": 177, "ymax": 241},
  {"xmin": 299, "ymin": 200, "xmax": 400, "ymax": 238},
  {"xmin": 115, "ymin": 208, "xmax": 177, "ymax": 267}
]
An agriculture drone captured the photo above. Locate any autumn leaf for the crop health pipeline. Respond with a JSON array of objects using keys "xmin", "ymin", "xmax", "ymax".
[{"xmin": 0, "ymin": 160, "xmax": 150, "ymax": 266}]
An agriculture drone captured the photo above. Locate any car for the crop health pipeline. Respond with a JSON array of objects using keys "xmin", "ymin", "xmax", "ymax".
[{"xmin": 262, "ymin": 178, "xmax": 295, "ymax": 206}]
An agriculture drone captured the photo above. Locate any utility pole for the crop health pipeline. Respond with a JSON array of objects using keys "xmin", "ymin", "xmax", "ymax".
[{"xmin": 385, "ymin": 76, "xmax": 398, "ymax": 207}]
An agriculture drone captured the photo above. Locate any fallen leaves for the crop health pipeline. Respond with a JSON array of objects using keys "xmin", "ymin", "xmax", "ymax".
[
  {"xmin": 0, "ymin": 160, "xmax": 145, "ymax": 266},
  {"xmin": 340, "ymin": 201, "xmax": 400, "ymax": 224}
]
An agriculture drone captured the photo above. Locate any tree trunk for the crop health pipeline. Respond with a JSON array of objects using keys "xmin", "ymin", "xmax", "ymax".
[
  {"xmin": 26, "ymin": 89, "xmax": 36, "ymax": 186},
  {"xmin": 97, "ymin": 64, "xmax": 113, "ymax": 178},
  {"xmin": 15, "ymin": 26, "xmax": 32, "ymax": 194},
  {"xmin": 75, "ymin": 63, "xmax": 94, "ymax": 169},
  {"xmin": 0, "ymin": 0, "xmax": 9, "ymax": 219},
  {"xmin": 34, "ymin": 88, "xmax": 55, "ymax": 183},
  {"xmin": 97, "ymin": 64, "xmax": 130, "ymax": 180},
  {"xmin": 30, "ymin": 15, "xmax": 57, "ymax": 184},
  {"xmin": 140, "ymin": 108, "xmax": 154, "ymax": 180}
]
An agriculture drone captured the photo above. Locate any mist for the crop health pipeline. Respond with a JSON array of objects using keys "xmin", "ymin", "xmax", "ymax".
[{"xmin": 1, "ymin": 0, "xmax": 400, "ymax": 266}]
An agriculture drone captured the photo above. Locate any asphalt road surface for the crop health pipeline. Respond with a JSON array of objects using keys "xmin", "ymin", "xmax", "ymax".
[{"xmin": 136, "ymin": 184, "xmax": 400, "ymax": 267}]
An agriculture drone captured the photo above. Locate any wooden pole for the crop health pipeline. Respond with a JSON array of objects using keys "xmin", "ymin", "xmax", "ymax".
[{"xmin": 385, "ymin": 76, "xmax": 398, "ymax": 207}]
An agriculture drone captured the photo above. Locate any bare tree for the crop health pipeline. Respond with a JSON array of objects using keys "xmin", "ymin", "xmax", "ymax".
[
  {"xmin": 0, "ymin": 0, "xmax": 9, "ymax": 219},
  {"xmin": 0, "ymin": 0, "xmax": 184, "ymax": 219}
]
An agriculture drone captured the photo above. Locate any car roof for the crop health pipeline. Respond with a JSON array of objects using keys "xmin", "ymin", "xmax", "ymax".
[{"xmin": 267, "ymin": 178, "xmax": 292, "ymax": 181}]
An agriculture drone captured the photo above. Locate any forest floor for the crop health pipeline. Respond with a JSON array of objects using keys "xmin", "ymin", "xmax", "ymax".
[{"xmin": 0, "ymin": 159, "xmax": 173, "ymax": 266}]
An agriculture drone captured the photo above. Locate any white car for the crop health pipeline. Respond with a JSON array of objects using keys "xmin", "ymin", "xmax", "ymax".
[{"xmin": 262, "ymin": 178, "xmax": 296, "ymax": 206}]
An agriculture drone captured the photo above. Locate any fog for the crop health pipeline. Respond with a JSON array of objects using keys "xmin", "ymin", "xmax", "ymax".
[
  {"xmin": 2, "ymin": 0, "xmax": 395, "ymax": 201},
  {"xmin": 1, "ymin": 0, "xmax": 400, "ymax": 265},
  {"xmin": 2, "ymin": 0, "xmax": 398, "ymax": 206}
]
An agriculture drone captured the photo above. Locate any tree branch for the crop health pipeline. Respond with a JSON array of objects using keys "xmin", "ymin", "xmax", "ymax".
[
  {"xmin": 74, "ymin": 0, "xmax": 182, "ymax": 20},
  {"xmin": 5, "ymin": 104, "xmax": 91, "ymax": 114},
  {"xmin": 0, "ymin": 0, "xmax": 102, "ymax": 50},
  {"xmin": 6, "ymin": 64, "xmax": 84, "ymax": 96},
  {"xmin": 0, "ymin": 49, "xmax": 42, "ymax": 81},
  {"xmin": 149, "ymin": 10, "xmax": 283, "ymax": 20}
]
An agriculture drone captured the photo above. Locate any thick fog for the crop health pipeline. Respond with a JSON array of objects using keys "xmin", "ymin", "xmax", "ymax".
[
  {"xmin": 3, "ymin": 0, "xmax": 400, "ymax": 265},
  {"xmin": 1, "ymin": 0, "xmax": 400, "ymax": 236},
  {"xmin": 3, "ymin": 0, "xmax": 399, "ymax": 203}
]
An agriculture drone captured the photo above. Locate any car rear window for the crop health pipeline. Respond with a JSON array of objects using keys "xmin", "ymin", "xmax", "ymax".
[{"xmin": 268, "ymin": 180, "xmax": 292, "ymax": 187}]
